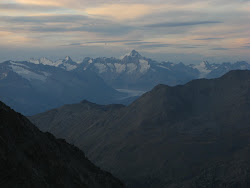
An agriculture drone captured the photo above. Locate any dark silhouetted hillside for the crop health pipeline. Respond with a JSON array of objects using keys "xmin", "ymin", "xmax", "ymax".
[
  {"xmin": 0, "ymin": 101, "xmax": 124, "ymax": 188},
  {"xmin": 31, "ymin": 70, "xmax": 250, "ymax": 188}
]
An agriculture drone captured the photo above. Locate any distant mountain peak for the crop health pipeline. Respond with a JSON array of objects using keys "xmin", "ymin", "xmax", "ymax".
[
  {"xmin": 129, "ymin": 50, "xmax": 142, "ymax": 58},
  {"xmin": 64, "ymin": 56, "xmax": 72, "ymax": 62},
  {"xmin": 200, "ymin": 61, "xmax": 210, "ymax": 66}
]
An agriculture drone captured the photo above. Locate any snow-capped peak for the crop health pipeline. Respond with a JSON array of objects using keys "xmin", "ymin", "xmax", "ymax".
[
  {"xmin": 193, "ymin": 61, "xmax": 213, "ymax": 78},
  {"xmin": 121, "ymin": 50, "xmax": 142, "ymax": 60},
  {"xmin": 200, "ymin": 61, "xmax": 210, "ymax": 67},
  {"xmin": 64, "ymin": 56, "xmax": 72, "ymax": 62},
  {"xmin": 55, "ymin": 56, "xmax": 77, "ymax": 71}
]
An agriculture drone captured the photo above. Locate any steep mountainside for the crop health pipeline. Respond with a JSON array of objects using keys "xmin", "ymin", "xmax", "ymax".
[
  {"xmin": 0, "ymin": 60, "xmax": 123, "ymax": 115},
  {"xmin": 0, "ymin": 101, "xmax": 124, "ymax": 188},
  {"xmin": 31, "ymin": 70, "xmax": 250, "ymax": 188}
]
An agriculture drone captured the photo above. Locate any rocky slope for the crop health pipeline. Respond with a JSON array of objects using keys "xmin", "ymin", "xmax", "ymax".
[
  {"xmin": 0, "ymin": 101, "xmax": 124, "ymax": 188},
  {"xmin": 30, "ymin": 70, "xmax": 250, "ymax": 188}
]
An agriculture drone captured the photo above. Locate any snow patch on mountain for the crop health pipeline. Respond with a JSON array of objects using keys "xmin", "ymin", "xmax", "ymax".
[
  {"xmin": 95, "ymin": 63, "xmax": 107, "ymax": 73},
  {"xmin": 115, "ymin": 63, "xmax": 126, "ymax": 73},
  {"xmin": 10, "ymin": 61, "xmax": 30, "ymax": 69},
  {"xmin": 10, "ymin": 65, "xmax": 47, "ymax": 81},
  {"xmin": 127, "ymin": 63, "xmax": 137, "ymax": 73},
  {"xmin": 157, "ymin": 65, "xmax": 170, "ymax": 70},
  {"xmin": 65, "ymin": 56, "xmax": 71, "ymax": 61},
  {"xmin": 29, "ymin": 59, "xmax": 40, "ymax": 64},
  {"xmin": 107, "ymin": 63, "xmax": 115, "ymax": 72},
  {"xmin": 139, "ymin": 59, "xmax": 150, "ymax": 73},
  {"xmin": 120, "ymin": 52, "xmax": 130, "ymax": 60},
  {"xmin": 0, "ymin": 72, "xmax": 8, "ymax": 80},
  {"xmin": 29, "ymin": 57, "xmax": 77, "ymax": 71},
  {"xmin": 88, "ymin": 59, "xmax": 93, "ymax": 64},
  {"xmin": 39, "ymin": 58, "xmax": 54, "ymax": 66},
  {"xmin": 29, "ymin": 57, "xmax": 56, "ymax": 66},
  {"xmin": 60, "ymin": 64, "xmax": 77, "ymax": 71}
]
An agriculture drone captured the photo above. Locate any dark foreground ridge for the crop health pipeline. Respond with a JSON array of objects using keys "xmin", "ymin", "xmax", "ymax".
[
  {"xmin": 0, "ymin": 101, "xmax": 124, "ymax": 188},
  {"xmin": 31, "ymin": 70, "xmax": 250, "ymax": 188}
]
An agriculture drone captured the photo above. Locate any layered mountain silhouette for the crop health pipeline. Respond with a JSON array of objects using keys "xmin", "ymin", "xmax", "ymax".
[
  {"xmin": 0, "ymin": 101, "xmax": 124, "ymax": 188},
  {"xmin": 1, "ymin": 51, "xmax": 250, "ymax": 115},
  {"xmin": 31, "ymin": 70, "xmax": 250, "ymax": 188},
  {"xmin": 0, "ymin": 60, "xmax": 123, "ymax": 115}
]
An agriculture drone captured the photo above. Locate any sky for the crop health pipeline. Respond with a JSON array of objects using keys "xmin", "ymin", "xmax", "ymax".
[{"xmin": 0, "ymin": 0, "xmax": 250, "ymax": 64}]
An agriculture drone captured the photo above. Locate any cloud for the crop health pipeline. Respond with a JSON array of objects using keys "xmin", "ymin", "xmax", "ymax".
[
  {"xmin": 242, "ymin": 46, "xmax": 250, "ymax": 49},
  {"xmin": 0, "ymin": 3, "xmax": 64, "ymax": 11},
  {"xmin": 0, "ymin": 15, "xmax": 89, "ymax": 23},
  {"xmin": 13, "ymin": 0, "xmax": 62, "ymax": 6},
  {"xmin": 67, "ymin": 39, "xmax": 141, "ymax": 46},
  {"xmin": 145, "ymin": 21, "xmax": 222, "ymax": 28},
  {"xmin": 178, "ymin": 46, "xmax": 199, "ymax": 49},
  {"xmin": 139, "ymin": 44, "xmax": 172, "ymax": 48},
  {"xmin": 1, "ymin": 0, "xmax": 250, "ymax": 62},
  {"xmin": 210, "ymin": 48, "xmax": 231, "ymax": 50},
  {"xmin": 0, "ymin": 14, "xmax": 134, "ymax": 35},
  {"xmin": 137, "ymin": 43, "xmax": 206, "ymax": 49},
  {"xmin": 85, "ymin": 4, "xmax": 153, "ymax": 20},
  {"xmin": 124, "ymin": 41, "xmax": 158, "ymax": 45},
  {"xmin": 84, "ymin": 39, "xmax": 141, "ymax": 44},
  {"xmin": 194, "ymin": 37, "xmax": 224, "ymax": 40}
]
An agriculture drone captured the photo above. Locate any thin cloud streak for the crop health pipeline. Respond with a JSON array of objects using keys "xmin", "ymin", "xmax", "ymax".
[
  {"xmin": 210, "ymin": 48, "xmax": 231, "ymax": 50},
  {"xmin": 67, "ymin": 40, "xmax": 141, "ymax": 46},
  {"xmin": 0, "ymin": 15, "xmax": 89, "ymax": 23},
  {"xmin": 0, "ymin": 3, "xmax": 64, "ymax": 11},
  {"xmin": 194, "ymin": 37, "xmax": 224, "ymax": 40},
  {"xmin": 145, "ymin": 21, "xmax": 222, "ymax": 28}
]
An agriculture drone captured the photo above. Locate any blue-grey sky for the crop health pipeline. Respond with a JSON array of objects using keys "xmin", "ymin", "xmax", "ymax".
[{"xmin": 0, "ymin": 0, "xmax": 249, "ymax": 63}]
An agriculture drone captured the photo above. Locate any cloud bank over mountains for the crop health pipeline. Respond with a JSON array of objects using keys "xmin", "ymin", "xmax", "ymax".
[{"xmin": 0, "ymin": 0, "xmax": 249, "ymax": 62}]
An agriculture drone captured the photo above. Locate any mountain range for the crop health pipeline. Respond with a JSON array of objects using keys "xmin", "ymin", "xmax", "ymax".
[
  {"xmin": 27, "ymin": 50, "xmax": 250, "ymax": 90},
  {"xmin": 0, "ymin": 100, "xmax": 124, "ymax": 188},
  {"xmin": 30, "ymin": 70, "xmax": 250, "ymax": 188},
  {"xmin": 1, "ymin": 50, "xmax": 249, "ymax": 115}
]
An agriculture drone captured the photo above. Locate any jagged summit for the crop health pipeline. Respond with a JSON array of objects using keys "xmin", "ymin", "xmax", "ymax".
[
  {"xmin": 200, "ymin": 60, "xmax": 209, "ymax": 66},
  {"xmin": 121, "ymin": 50, "xmax": 142, "ymax": 60},
  {"xmin": 64, "ymin": 56, "xmax": 73, "ymax": 62},
  {"xmin": 129, "ymin": 50, "xmax": 142, "ymax": 58}
]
